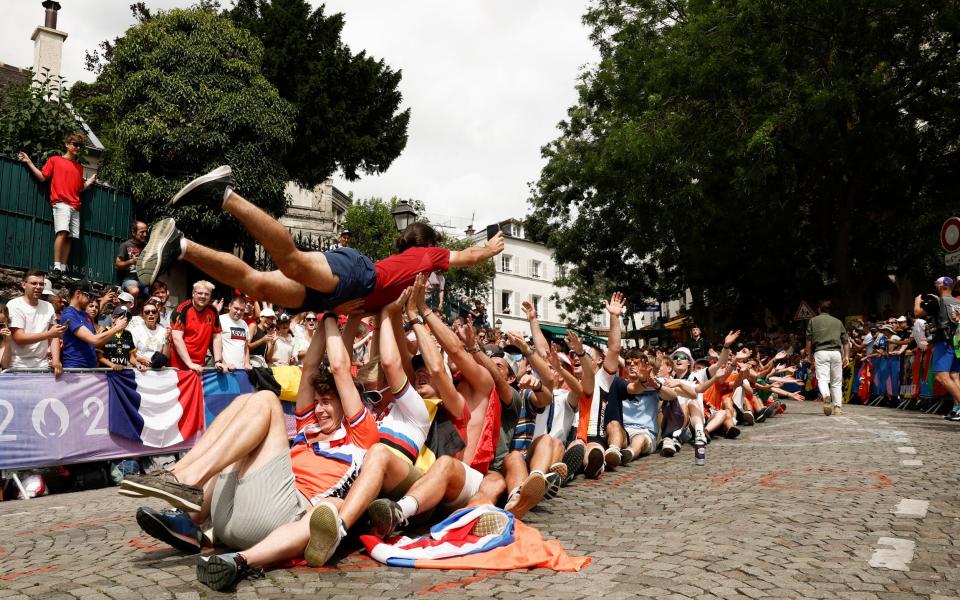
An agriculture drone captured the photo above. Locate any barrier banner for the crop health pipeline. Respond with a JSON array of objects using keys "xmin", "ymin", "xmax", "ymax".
[{"xmin": 0, "ymin": 373, "xmax": 197, "ymax": 470}]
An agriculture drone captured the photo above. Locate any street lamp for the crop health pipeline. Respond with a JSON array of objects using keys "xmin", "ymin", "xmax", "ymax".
[
  {"xmin": 495, "ymin": 318, "xmax": 502, "ymax": 329},
  {"xmin": 391, "ymin": 200, "xmax": 418, "ymax": 232}
]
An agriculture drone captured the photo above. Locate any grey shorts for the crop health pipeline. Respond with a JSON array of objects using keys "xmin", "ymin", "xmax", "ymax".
[{"xmin": 210, "ymin": 451, "xmax": 310, "ymax": 550}]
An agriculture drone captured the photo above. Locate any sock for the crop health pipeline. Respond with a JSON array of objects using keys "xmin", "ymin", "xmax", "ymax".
[
  {"xmin": 235, "ymin": 552, "xmax": 249, "ymax": 568},
  {"xmin": 54, "ymin": 262, "xmax": 64, "ymax": 270},
  {"xmin": 695, "ymin": 426, "xmax": 705, "ymax": 438},
  {"xmin": 337, "ymin": 518, "xmax": 347, "ymax": 537},
  {"xmin": 397, "ymin": 495, "xmax": 419, "ymax": 519},
  {"xmin": 608, "ymin": 445, "xmax": 620, "ymax": 453},
  {"xmin": 530, "ymin": 469, "xmax": 544, "ymax": 477},
  {"xmin": 223, "ymin": 185, "xmax": 234, "ymax": 204},
  {"xmin": 179, "ymin": 238, "xmax": 187, "ymax": 260}
]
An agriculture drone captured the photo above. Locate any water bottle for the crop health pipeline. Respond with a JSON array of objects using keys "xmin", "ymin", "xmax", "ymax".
[{"xmin": 694, "ymin": 441, "xmax": 706, "ymax": 466}]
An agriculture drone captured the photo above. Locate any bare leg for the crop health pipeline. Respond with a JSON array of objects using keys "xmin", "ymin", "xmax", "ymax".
[
  {"xmin": 406, "ymin": 456, "xmax": 467, "ymax": 513},
  {"xmin": 606, "ymin": 421, "xmax": 627, "ymax": 449},
  {"xmin": 54, "ymin": 231, "xmax": 70, "ymax": 264},
  {"xmin": 526, "ymin": 435, "xmax": 555, "ymax": 474},
  {"xmin": 628, "ymin": 430, "xmax": 651, "ymax": 456},
  {"xmin": 173, "ymin": 392, "xmax": 261, "ymax": 474},
  {"xmin": 503, "ymin": 451, "xmax": 528, "ymax": 492},
  {"xmin": 173, "ymin": 391, "xmax": 289, "ymax": 487},
  {"xmin": 338, "ymin": 444, "xmax": 413, "ymax": 528},
  {"xmin": 935, "ymin": 372, "xmax": 960, "ymax": 404},
  {"xmin": 704, "ymin": 411, "xmax": 727, "ymax": 435},
  {"xmin": 468, "ymin": 471, "xmax": 506, "ymax": 506},
  {"xmin": 224, "ymin": 191, "xmax": 339, "ymax": 292},
  {"xmin": 182, "ymin": 241, "xmax": 306, "ymax": 307}
]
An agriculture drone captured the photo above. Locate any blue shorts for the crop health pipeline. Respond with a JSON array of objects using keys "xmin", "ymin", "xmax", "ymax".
[
  {"xmin": 932, "ymin": 340, "xmax": 960, "ymax": 373},
  {"xmin": 293, "ymin": 247, "xmax": 376, "ymax": 313}
]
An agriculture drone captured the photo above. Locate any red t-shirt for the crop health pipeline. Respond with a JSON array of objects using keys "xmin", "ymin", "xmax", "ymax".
[
  {"xmin": 363, "ymin": 247, "xmax": 451, "ymax": 310},
  {"xmin": 41, "ymin": 156, "xmax": 85, "ymax": 210},
  {"xmin": 169, "ymin": 300, "xmax": 222, "ymax": 368}
]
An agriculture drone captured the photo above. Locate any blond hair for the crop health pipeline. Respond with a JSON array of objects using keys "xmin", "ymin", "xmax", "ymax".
[{"xmin": 193, "ymin": 280, "xmax": 215, "ymax": 293}]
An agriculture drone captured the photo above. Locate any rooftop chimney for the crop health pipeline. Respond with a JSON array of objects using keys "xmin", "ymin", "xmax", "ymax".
[
  {"xmin": 42, "ymin": 0, "xmax": 60, "ymax": 29},
  {"xmin": 31, "ymin": 0, "xmax": 67, "ymax": 98}
]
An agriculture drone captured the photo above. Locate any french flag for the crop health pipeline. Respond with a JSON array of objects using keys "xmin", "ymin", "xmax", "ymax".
[{"xmin": 107, "ymin": 370, "xmax": 204, "ymax": 447}]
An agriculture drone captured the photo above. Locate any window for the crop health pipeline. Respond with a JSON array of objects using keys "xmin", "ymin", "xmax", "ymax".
[
  {"xmin": 532, "ymin": 295, "xmax": 545, "ymax": 320},
  {"xmin": 500, "ymin": 290, "xmax": 513, "ymax": 315},
  {"xmin": 591, "ymin": 312, "xmax": 605, "ymax": 328},
  {"xmin": 530, "ymin": 260, "xmax": 542, "ymax": 279},
  {"xmin": 502, "ymin": 222, "xmax": 524, "ymax": 239},
  {"xmin": 501, "ymin": 254, "xmax": 513, "ymax": 273}
]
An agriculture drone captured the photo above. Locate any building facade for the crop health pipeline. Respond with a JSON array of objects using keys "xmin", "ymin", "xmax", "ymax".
[
  {"xmin": 280, "ymin": 180, "xmax": 352, "ymax": 246},
  {"xmin": 470, "ymin": 218, "xmax": 610, "ymax": 338}
]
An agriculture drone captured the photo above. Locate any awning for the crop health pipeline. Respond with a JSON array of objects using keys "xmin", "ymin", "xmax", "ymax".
[
  {"xmin": 537, "ymin": 324, "xmax": 605, "ymax": 348},
  {"xmin": 664, "ymin": 316, "xmax": 692, "ymax": 330}
]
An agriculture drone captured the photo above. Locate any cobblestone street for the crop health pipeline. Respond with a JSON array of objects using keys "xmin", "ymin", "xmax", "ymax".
[{"xmin": 2, "ymin": 400, "xmax": 959, "ymax": 599}]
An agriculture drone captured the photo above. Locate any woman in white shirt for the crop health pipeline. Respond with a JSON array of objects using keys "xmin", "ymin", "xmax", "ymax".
[
  {"xmin": 267, "ymin": 314, "xmax": 296, "ymax": 366},
  {"xmin": 130, "ymin": 301, "xmax": 167, "ymax": 367}
]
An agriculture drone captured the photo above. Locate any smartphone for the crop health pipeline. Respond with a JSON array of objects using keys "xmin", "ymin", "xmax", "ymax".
[{"xmin": 486, "ymin": 224, "xmax": 501, "ymax": 240}]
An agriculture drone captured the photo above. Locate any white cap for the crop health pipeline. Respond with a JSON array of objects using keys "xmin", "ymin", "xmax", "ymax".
[
  {"xmin": 41, "ymin": 279, "xmax": 56, "ymax": 297},
  {"xmin": 896, "ymin": 315, "xmax": 907, "ymax": 322},
  {"xmin": 260, "ymin": 307, "xmax": 276, "ymax": 318},
  {"xmin": 673, "ymin": 346, "xmax": 693, "ymax": 361},
  {"xmin": 118, "ymin": 291, "xmax": 135, "ymax": 303}
]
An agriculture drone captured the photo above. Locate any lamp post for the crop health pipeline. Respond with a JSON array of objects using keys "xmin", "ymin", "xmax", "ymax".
[{"xmin": 391, "ymin": 200, "xmax": 418, "ymax": 232}]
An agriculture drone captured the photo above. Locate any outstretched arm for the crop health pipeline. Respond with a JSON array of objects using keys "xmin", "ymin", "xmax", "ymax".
[
  {"xmin": 506, "ymin": 331, "xmax": 555, "ymax": 395},
  {"xmin": 324, "ymin": 315, "xmax": 363, "ymax": 419},
  {"xmin": 707, "ymin": 330, "xmax": 740, "ymax": 377},
  {"xmin": 521, "ymin": 300, "xmax": 550, "ymax": 358},
  {"xmin": 380, "ymin": 289, "xmax": 412, "ymax": 390},
  {"xmin": 407, "ymin": 275, "xmax": 466, "ymax": 418},
  {"xmin": 567, "ymin": 330, "xmax": 595, "ymax": 397},
  {"xmin": 448, "ymin": 231, "xmax": 505, "ymax": 267},
  {"xmin": 603, "ymin": 292, "xmax": 627, "ymax": 374},
  {"xmin": 296, "ymin": 318, "xmax": 328, "ymax": 412}
]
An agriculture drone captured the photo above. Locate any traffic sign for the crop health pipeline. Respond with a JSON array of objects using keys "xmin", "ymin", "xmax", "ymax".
[
  {"xmin": 941, "ymin": 217, "xmax": 960, "ymax": 252},
  {"xmin": 946, "ymin": 250, "xmax": 960, "ymax": 266},
  {"xmin": 793, "ymin": 301, "xmax": 817, "ymax": 321}
]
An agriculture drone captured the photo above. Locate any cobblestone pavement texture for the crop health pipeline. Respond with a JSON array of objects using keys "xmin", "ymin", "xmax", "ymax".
[{"xmin": 2, "ymin": 401, "xmax": 959, "ymax": 599}]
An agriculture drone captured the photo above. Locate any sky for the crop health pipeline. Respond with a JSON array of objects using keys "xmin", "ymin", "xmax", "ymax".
[{"xmin": 0, "ymin": 0, "xmax": 597, "ymax": 233}]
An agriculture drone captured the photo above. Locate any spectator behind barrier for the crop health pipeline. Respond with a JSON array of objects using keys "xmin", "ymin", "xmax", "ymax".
[
  {"xmin": 7, "ymin": 270, "xmax": 64, "ymax": 374},
  {"xmin": 98, "ymin": 306, "xmax": 140, "ymax": 371},
  {"xmin": 169, "ymin": 280, "xmax": 225, "ymax": 374},
  {"xmin": 0, "ymin": 304, "xmax": 12, "ymax": 370},
  {"xmin": 18, "ymin": 133, "xmax": 97, "ymax": 275},
  {"xmin": 116, "ymin": 221, "xmax": 148, "ymax": 298},
  {"xmin": 218, "ymin": 296, "xmax": 251, "ymax": 371},
  {"xmin": 61, "ymin": 280, "xmax": 128, "ymax": 369}
]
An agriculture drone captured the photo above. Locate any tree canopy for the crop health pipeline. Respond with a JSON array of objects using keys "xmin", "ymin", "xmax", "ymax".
[
  {"xmin": 0, "ymin": 73, "xmax": 83, "ymax": 161},
  {"xmin": 528, "ymin": 0, "xmax": 960, "ymax": 328},
  {"xmin": 228, "ymin": 0, "xmax": 410, "ymax": 186},
  {"xmin": 74, "ymin": 7, "xmax": 295, "ymax": 244}
]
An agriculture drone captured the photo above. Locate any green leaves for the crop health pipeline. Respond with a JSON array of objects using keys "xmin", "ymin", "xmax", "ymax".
[{"xmin": 0, "ymin": 72, "xmax": 84, "ymax": 161}]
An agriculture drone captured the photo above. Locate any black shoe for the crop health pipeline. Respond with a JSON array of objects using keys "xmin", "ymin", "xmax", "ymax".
[
  {"xmin": 561, "ymin": 443, "xmax": 585, "ymax": 481},
  {"xmin": 170, "ymin": 165, "xmax": 235, "ymax": 207},
  {"xmin": 724, "ymin": 426, "xmax": 741, "ymax": 439},
  {"xmin": 136, "ymin": 507, "xmax": 202, "ymax": 554},
  {"xmin": 196, "ymin": 552, "xmax": 263, "ymax": 591},
  {"xmin": 366, "ymin": 499, "xmax": 408, "ymax": 539},
  {"xmin": 137, "ymin": 219, "xmax": 183, "ymax": 287},
  {"xmin": 584, "ymin": 446, "xmax": 604, "ymax": 479}
]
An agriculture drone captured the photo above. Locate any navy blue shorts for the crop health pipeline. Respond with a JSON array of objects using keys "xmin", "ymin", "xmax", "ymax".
[{"xmin": 292, "ymin": 248, "xmax": 376, "ymax": 313}]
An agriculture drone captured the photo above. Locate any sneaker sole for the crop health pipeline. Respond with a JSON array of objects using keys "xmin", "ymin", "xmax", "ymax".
[
  {"xmin": 561, "ymin": 444, "xmax": 585, "ymax": 480},
  {"xmin": 584, "ymin": 447, "xmax": 604, "ymax": 479},
  {"xmin": 604, "ymin": 448, "xmax": 621, "ymax": 469},
  {"xmin": 505, "ymin": 475, "xmax": 546, "ymax": 519},
  {"xmin": 118, "ymin": 488, "xmax": 145, "ymax": 498},
  {"xmin": 470, "ymin": 511, "xmax": 510, "ymax": 537},
  {"xmin": 196, "ymin": 555, "xmax": 236, "ymax": 592},
  {"xmin": 137, "ymin": 219, "xmax": 177, "ymax": 287},
  {"xmin": 304, "ymin": 504, "xmax": 340, "ymax": 567},
  {"xmin": 119, "ymin": 478, "xmax": 201, "ymax": 513},
  {"xmin": 548, "ymin": 462, "xmax": 569, "ymax": 484},
  {"xmin": 544, "ymin": 475, "xmax": 561, "ymax": 500},
  {"xmin": 170, "ymin": 165, "xmax": 233, "ymax": 206},
  {"xmin": 136, "ymin": 508, "xmax": 201, "ymax": 554},
  {"xmin": 366, "ymin": 499, "xmax": 399, "ymax": 539}
]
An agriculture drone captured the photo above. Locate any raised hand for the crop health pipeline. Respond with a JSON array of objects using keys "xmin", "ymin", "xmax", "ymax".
[
  {"xmin": 506, "ymin": 331, "xmax": 531, "ymax": 355},
  {"xmin": 386, "ymin": 287, "xmax": 412, "ymax": 316},
  {"xmin": 518, "ymin": 373, "xmax": 539, "ymax": 389},
  {"xmin": 605, "ymin": 292, "xmax": 627, "ymax": 317},
  {"xmin": 724, "ymin": 330, "xmax": 741, "ymax": 348},
  {"xmin": 412, "ymin": 273, "xmax": 428, "ymax": 313},
  {"xmin": 486, "ymin": 230, "xmax": 505, "ymax": 256},
  {"xmin": 521, "ymin": 300, "xmax": 537, "ymax": 321},
  {"xmin": 566, "ymin": 330, "xmax": 584, "ymax": 355}
]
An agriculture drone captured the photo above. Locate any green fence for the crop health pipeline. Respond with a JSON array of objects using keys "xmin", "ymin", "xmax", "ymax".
[{"xmin": 0, "ymin": 155, "xmax": 133, "ymax": 283}]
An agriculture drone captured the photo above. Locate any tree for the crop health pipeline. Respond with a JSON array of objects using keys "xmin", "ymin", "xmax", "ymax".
[
  {"xmin": 228, "ymin": 0, "xmax": 410, "ymax": 187},
  {"xmin": 0, "ymin": 73, "xmax": 83, "ymax": 161},
  {"xmin": 529, "ymin": 0, "xmax": 960, "ymax": 328},
  {"xmin": 343, "ymin": 197, "xmax": 424, "ymax": 261},
  {"xmin": 78, "ymin": 7, "xmax": 295, "ymax": 245},
  {"xmin": 441, "ymin": 236, "xmax": 495, "ymax": 316}
]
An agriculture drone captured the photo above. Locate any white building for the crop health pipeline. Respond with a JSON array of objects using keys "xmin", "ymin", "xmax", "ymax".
[
  {"xmin": 468, "ymin": 218, "xmax": 611, "ymax": 340},
  {"xmin": 280, "ymin": 179, "xmax": 351, "ymax": 246}
]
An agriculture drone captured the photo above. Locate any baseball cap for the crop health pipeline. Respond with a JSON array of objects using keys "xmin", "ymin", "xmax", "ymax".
[
  {"xmin": 260, "ymin": 307, "xmax": 276, "ymax": 318},
  {"xmin": 112, "ymin": 306, "xmax": 130, "ymax": 319},
  {"xmin": 70, "ymin": 280, "xmax": 99, "ymax": 299},
  {"xmin": 340, "ymin": 229, "xmax": 352, "ymax": 236},
  {"xmin": 278, "ymin": 312, "xmax": 291, "ymax": 322},
  {"xmin": 41, "ymin": 279, "xmax": 57, "ymax": 297},
  {"xmin": 672, "ymin": 346, "xmax": 693, "ymax": 361},
  {"xmin": 896, "ymin": 315, "xmax": 907, "ymax": 322},
  {"xmin": 118, "ymin": 291, "xmax": 135, "ymax": 303},
  {"xmin": 935, "ymin": 276, "xmax": 955, "ymax": 289}
]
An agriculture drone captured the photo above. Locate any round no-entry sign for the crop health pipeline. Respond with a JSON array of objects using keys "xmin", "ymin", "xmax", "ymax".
[{"xmin": 942, "ymin": 217, "xmax": 960, "ymax": 252}]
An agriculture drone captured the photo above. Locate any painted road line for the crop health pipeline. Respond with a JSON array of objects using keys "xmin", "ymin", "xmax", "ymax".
[
  {"xmin": 878, "ymin": 421, "xmax": 889, "ymax": 425},
  {"xmin": 869, "ymin": 537, "xmax": 916, "ymax": 571},
  {"xmin": 0, "ymin": 512, "xmax": 30, "ymax": 519},
  {"xmin": 896, "ymin": 447, "xmax": 917, "ymax": 454},
  {"xmin": 893, "ymin": 499, "xmax": 929, "ymax": 518},
  {"xmin": 901, "ymin": 459, "xmax": 923, "ymax": 466}
]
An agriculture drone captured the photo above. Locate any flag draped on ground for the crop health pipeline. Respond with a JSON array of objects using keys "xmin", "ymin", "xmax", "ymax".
[
  {"xmin": 360, "ymin": 505, "xmax": 591, "ymax": 571},
  {"xmin": 107, "ymin": 370, "xmax": 204, "ymax": 447}
]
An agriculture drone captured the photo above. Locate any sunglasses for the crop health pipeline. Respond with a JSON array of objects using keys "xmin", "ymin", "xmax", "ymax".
[
  {"xmin": 142, "ymin": 310, "xmax": 158, "ymax": 315},
  {"xmin": 671, "ymin": 354, "xmax": 688, "ymax": 361},
  {"xmin": 625, "ymin": 359, "xmax": 647, "ymax": 366},
  {"xmin": 69, "ymin": 142, "xmax": 83, "ymax": 148},
  {"xmin": 305, "ymin": 317, "xmax": 317, "ymax": 322},
  {"xmin": 362, "ymin": 385, "xmax": 392, "ymax": 406}
]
